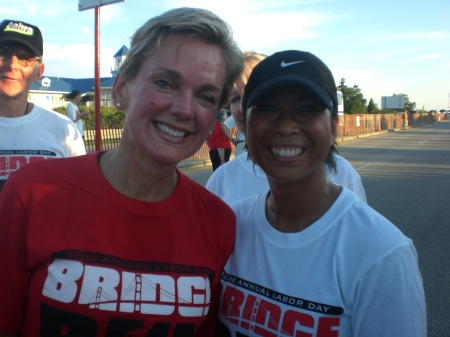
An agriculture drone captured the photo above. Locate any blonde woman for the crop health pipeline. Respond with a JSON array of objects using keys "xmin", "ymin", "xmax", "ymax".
[{"xmin": 0, "ymin": 8, "xmax": 243, "ymax": 337}]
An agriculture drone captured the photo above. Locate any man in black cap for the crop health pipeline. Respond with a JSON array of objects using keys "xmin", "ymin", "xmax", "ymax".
[{"xmin": 0, "ymin": 20, "xmax": 85, "ymax": 192}]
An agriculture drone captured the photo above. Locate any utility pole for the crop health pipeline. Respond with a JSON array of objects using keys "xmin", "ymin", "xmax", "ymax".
[{"xmin": 78, "ymin": 0, "xmax": 125, "ymax": 151}]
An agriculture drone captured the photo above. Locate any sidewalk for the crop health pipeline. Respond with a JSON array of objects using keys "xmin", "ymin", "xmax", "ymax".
[
  {"xmin": 177, "ymin": 156, "xmax": 212, "ymax": 171},
  {"xmin": 177, "ymin": 125, "xmax": 422, "ymax": 172}
]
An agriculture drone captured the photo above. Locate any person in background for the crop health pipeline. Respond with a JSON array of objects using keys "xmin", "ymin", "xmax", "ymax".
[
  {"xmin": 206, "ymin": 51, "xmax": 367, "ymax": 205},
  {"xmin": 0, "ymin": 19, "xmax": 85, "ymax": 192},
  {"xmin": 0, "ymin": 8, "xmax": 243, "ymax": 336},
  {"xmin": 221, "ymin": 112, "xmax": 244, "ymax": 156},
  {"xmin": 402, "ymin": 110, "xmax": 408, "ymax": 130},
  {"xmin": 221, "ymin": 52, "xmax": 267, "ymax": 157},
  {"xmin": 218, "ymin": 50, "xmax": 426, "ymax": 337},
  {"xmin": 66, "ymin": 89, "xmax": 89, "ymax": 140},
  {"xmin": 208, "ymin": 109, "xmax": 232, "ymax": 171}
]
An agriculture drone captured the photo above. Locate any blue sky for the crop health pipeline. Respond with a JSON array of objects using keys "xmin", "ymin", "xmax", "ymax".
[{"xmin": 1, "ymin": 0, "xmax": 449, "ymax": 110}]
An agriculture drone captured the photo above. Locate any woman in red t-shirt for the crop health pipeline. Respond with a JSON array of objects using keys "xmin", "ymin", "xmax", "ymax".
[{"xmin": 207, "ymin": 109, "xmax": 232, "ymax": 171}]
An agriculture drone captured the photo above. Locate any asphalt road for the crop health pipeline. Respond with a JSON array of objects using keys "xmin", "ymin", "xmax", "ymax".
[
  {"xmin": 184, "ymin": 120, "xmax": 450, "ymax": 337},
  {"xmin": 341, "ymin": 121, "xmax": 450, "ymax": 337}
]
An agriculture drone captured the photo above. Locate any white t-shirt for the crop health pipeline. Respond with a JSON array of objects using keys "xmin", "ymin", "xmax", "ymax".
[
  {"xmin": 219, "ymin": 187, "xmax": 426, "ymax": 337},
  {"xmin": 0, "ymin": 104, "xmax": 86, "ymax": 191},
  {"xmin": 223, "ymin": 115, "xmax": 245, "ymax": 156},
  {"xmin": 66, "ymin": 101, "xmax": 84, "ymax": 134},
  {"xmin": 206, "ymin": 152, "xmax": 367, "ymax": 205},
  {"xmin": 223, "ymin": 115, "xmax": 245, "ymax": 142}
]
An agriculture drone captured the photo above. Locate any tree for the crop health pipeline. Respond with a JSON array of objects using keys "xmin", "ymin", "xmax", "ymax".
[
  {"xmin": 393, "ymin": 93, "xmax": 416, "ymax": 111},
  {"xmin": 337, "ymin": 78, "xmax": 367, "ymax": 114},
  {"xmin": 367, "ymin": 98, "xmax": 378, "ymax": 113}
]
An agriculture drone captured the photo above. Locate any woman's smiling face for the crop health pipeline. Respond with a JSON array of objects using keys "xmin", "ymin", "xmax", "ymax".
[
  {"xmin": 113, "ymin": 34, "xmax": 226, "ymax": 166},
  {"xmin": 245, "ymin": 83, "xmax": 336, "ymax": 183}
]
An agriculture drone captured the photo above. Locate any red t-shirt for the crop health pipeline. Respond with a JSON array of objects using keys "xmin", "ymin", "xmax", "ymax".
[
  {"xmin": 208, "ymin": 122, "xmax": 231, "ymax": 150},
  {"xmin": 0, "ymin": 152, "xmax": 236, "ymax": 336}
]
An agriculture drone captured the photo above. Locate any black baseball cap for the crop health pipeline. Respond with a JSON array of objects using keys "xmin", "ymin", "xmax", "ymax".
[
  {"xmin": 0, "ymin": 20, "xmax": 43, "ymax": 57},
  {"xmin": 242, "ymin": 50, "xmax": 337, "ymax": 112}
]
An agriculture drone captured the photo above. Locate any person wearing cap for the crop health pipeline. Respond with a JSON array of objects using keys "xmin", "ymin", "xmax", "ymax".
[
  {"xmin": 66, "ymin": 89, "xmax": 89, "ymax": 139},
  {"xmin": 206, "ymin": 51, "xmax": 367, "ymax": 205},
  {"xmin": 0, "ymin": 9, "xmax": 243, "ymax": 337},
  {"xmin": 0, "ymin": 20, "xmax": 85, "ymax": 192},
  {"xmin": 218, "ymin": 50, "xmax": 426, "ymax": 336}
]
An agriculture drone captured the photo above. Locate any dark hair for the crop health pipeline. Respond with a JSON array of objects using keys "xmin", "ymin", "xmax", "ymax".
[
  {"xmin": 67, "ymin": 90, "xmax": 80, "ymax": 99},
  {"xmin": 216, "ymin": 109, "xmax": 228, "ymax": 122}
]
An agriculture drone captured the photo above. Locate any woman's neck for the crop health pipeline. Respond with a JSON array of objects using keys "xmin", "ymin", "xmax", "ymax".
[
  {"xmin": 99, "ymin": 147, "xmax": 178, "ymax": 202},
  {"xmin": 266, "ymin": 172, "xmax": 341, "ymax": 233}
]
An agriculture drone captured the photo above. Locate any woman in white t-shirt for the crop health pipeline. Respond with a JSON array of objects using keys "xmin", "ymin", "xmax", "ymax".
[
  {"xmin": 66, "ymin": 89, "xmax": 89, "ymax": 138},
  {"xmin": 218, "ymin": 50, "xmax": 426, "ymax": 337}
]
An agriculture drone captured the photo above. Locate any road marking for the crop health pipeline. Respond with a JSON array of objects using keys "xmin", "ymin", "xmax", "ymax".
[
  {"xmin": 419, "ymin": 140, "xmax": 428, "ymax": 144},
  {"xmin": 356, "ymin": 163, "xmax": 371, "ymax": 171}
]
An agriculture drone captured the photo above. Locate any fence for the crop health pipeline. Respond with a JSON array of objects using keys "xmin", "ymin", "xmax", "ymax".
[
  {"xmin": 82, "ymin": 112, "xmax": 447, "ymax": 155},
  {"xmin": 83, "ymin": 119, "xmax": 123, "ymax": 153}
]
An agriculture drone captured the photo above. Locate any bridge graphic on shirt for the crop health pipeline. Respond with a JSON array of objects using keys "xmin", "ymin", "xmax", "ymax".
[
  {"xmin": 220, "ymin": 271, "xmax": 343, "ymax": 336},
  {"xmin": 43, "ymin": 251, "xmax": 214, "ymax": 317},
  {"xmin": 0, "ymin": 150, "xmax": 57, "ymax": 177},
  {"xmin": 83, "ymin": 272, "xmax": 206, "ymax": 314}
]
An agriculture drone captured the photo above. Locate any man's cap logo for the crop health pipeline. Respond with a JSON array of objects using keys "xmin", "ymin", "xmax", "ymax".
[
  {"xmin": 280, "ymin": 60, "xmax": 304, "ymax": 68},
  {"xmin": 4, "ymin": 22, "xmax": 34, "ymax": 36}
]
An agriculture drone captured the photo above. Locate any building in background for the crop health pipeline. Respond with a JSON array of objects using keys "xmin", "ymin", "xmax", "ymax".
[{"xmin": 28, "ymin": 45, "xmax": 128, "ymax": 110}]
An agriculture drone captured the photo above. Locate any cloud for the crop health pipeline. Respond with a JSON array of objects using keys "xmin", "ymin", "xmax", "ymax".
[
  {"xmin": 332, "ymin": 67, "xmax": 383, "ymax": 86},
  {"xmin": 411, "ymin": 53, "xmax": 448, "ymax": 61},
  {"xmin": 0, "ymin": 0, "xmax": 73, "ymax": 17},
  {"xmin": 373, "ymin": 31, "xmax": 450, "ymax": 42},
  {"xmin": 374, "ymin": 47, "xmax": 419, "ymax": 60},
  {"xmin": 43, "ymin": 44, "xmax": 115, "ymax": 78},
  {"xmin": 169, "ymin": 0, "xmax": 333, "ymax": 50},
  {"xmin": 172, "ymin": 0, "xmax": 335, "ymax": 13},
  {"xmin": 368, "ymin": 30, "xmax": 449, "ymax": 58},
  {"xmin": 98, "ymin": 5, "xmax": 122, "ymax": 23}
]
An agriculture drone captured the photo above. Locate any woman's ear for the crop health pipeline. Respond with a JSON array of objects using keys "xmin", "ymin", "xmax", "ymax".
[{"xmin": 112, "ymin": 73, "xmax": 128, "ymax": 109}]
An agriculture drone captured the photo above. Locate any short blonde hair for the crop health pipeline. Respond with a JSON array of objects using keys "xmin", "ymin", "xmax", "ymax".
[
  {"xmin": 240, "ymin": 51, "xmax": 266, "ymax": 79},
  {"xmin": 118, "ymin": 7, "xmax": 244, "ymax": 108},
  {"xmin": 243, "ymin": 51, "xmax": 266, "ymax": 66}
]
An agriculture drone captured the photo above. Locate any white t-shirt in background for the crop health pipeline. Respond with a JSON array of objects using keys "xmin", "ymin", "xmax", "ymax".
[{"xmin": 206, "ymin": 152, "xmax": 367, "ymax": 205}]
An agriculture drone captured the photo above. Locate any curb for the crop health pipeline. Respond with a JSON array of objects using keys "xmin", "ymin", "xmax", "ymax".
[{"xmin": 178, "ymin": 157, "xmax": 211, "ymax": 171}]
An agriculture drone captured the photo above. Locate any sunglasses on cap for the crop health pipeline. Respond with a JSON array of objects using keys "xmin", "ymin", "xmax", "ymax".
[{"xmin": 0, "ymin": 45, "xmax": 42, "ymax": 67}]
